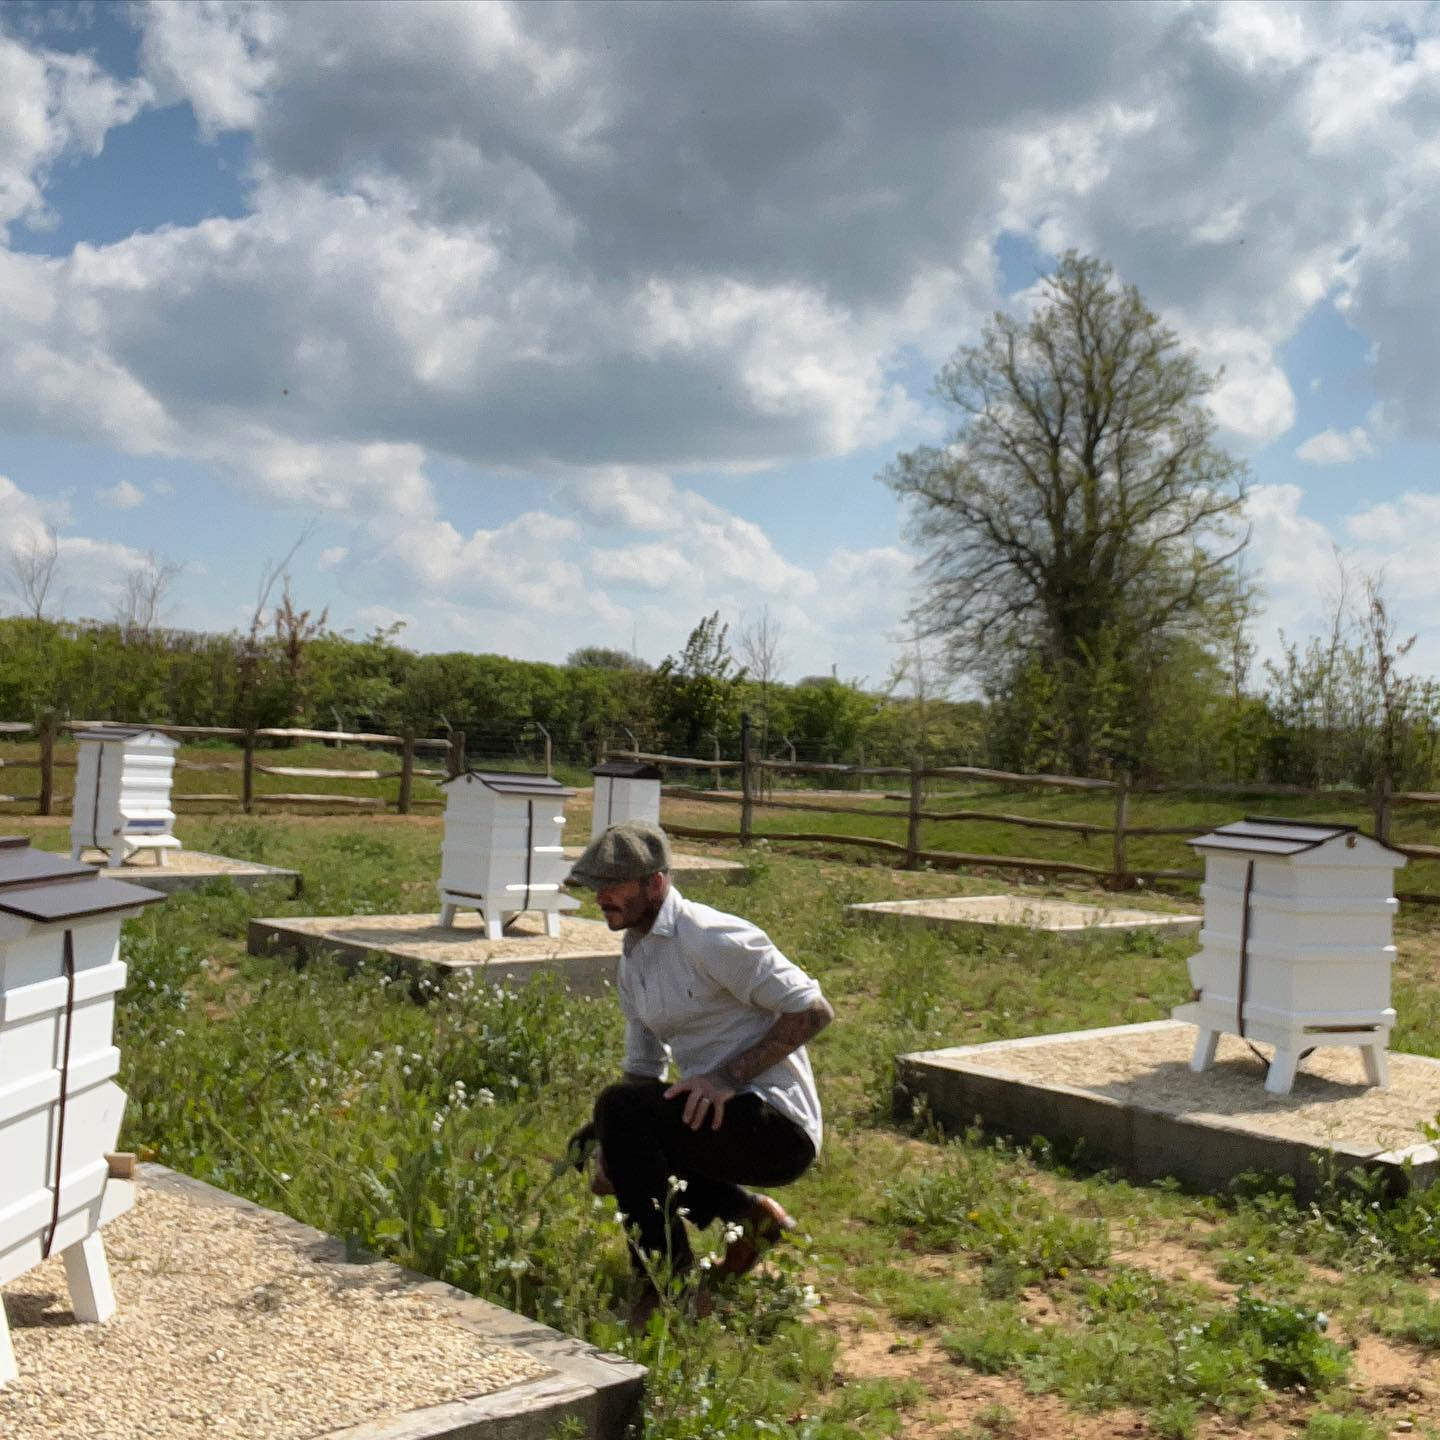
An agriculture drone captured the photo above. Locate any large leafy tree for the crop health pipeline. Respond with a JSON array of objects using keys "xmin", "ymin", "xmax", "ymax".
[{"xmin": 884, "ymin": 252, "xmax": 1249, "ymax": 774}]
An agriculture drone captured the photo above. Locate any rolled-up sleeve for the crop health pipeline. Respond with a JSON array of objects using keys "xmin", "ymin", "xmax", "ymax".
[{"xmin": 691, "ymin": 919, "xmax": 823, "ymax": 1014}]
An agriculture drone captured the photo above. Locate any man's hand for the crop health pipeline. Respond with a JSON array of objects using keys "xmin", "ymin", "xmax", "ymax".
[{"xmin": 665, "ymin": 1072, "xmax": 737, "ymax": 1131}]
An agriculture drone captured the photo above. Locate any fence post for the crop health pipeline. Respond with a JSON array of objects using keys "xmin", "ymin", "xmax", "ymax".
[
  {"xmin": 1374, "ymin": 767, "xmax": 1393, "ymax": 844},
  {"xmin": 398, "ymin": 730, "xmax": 415, "ymax": 814},
  {"xmin": 739, "ymin": 712, "xmax": 754, "ymax": 845},
  {"xmin": 448, "ymin": 729, "xmax": 466, "ymax": 780},
  {"xmin": 1112, "ymin": 773, "xmax": 1130, "ymax": 886},
  {"xmin": 242, "ymin": 728, "xmax": 256, "ymax": 814},
  {"xmin": 905, "ymin": 755, "xmax": 924, "ymax": 868},
  {"xmin": 855, "ymin": 743, "xmax": 865, "ymax": 793},
  {"xmin": 37, "ymin": 712, "xmax": 56, "ymax": 816}
]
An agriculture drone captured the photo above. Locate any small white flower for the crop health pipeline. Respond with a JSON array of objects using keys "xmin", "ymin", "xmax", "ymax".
[
  {"xmin": 667, "ymin": 1175, "xmax": 688, "ymax": 1193},
  {"xmin": 278, "ymin": 1172, "xmax": 292, "ymax": 1183}
]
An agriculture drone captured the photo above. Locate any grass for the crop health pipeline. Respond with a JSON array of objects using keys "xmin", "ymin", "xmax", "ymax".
[{"xmin": 9, "ymin": 799, "xmax": 1440, "ymax": 1435}]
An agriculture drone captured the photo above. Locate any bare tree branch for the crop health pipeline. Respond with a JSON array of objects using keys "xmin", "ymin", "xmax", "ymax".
[{"xmin": 6, "ymin": 525, "xmax": 62, "ymax": 620}]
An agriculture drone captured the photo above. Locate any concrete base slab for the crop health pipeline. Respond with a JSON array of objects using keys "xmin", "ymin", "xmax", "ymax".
[
  {"xmin": 850, "ymin": 893, "xmax": 1201, "ymax": 940},
  {"xmin": 0, "ymin": 1164, "xmax": 642, "ymax": 1440},
  {"xmin": 249, "ymin": 911, "xmax": 623, "ymax": 992},
  {"xmin": 897, "ymin": 1020, "xmax": 1440, "ymax": 1197},
  {"xmin": 563, "ymin": 846, "xmax": 748, "ymax": 885},
  {"xmin": 75, "ymin": 847, "xmax": 302, "ymax": 896}
]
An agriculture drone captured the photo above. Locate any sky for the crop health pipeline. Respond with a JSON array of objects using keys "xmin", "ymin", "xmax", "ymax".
[{"xmin": 2, "ymin": 0, "xmax": 1440, "ymax": 690}]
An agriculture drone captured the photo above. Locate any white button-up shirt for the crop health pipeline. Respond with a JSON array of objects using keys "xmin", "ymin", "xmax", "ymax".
[{"xmin": 619, "ymin": 885, "xmax": 825, "ymax": 1154}]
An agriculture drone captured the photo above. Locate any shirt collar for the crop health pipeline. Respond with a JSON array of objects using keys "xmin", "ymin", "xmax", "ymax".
[
  {"xmin": 625, "ymin": 882, "xmax": 681, "ymax": 951},
  {"xmin": 650, "ymin": 882, "xmax": 682, "ymax": 937}
]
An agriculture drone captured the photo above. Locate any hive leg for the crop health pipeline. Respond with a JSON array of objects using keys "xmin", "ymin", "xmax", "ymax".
[
  {"xmin": 63, "ymin": 1231, "xmax": 117, "ymax": 1324},
  {"xmin": 438, "ymin": 903, "xmax": 457, "ymax": 928},
  {"xmin": 544, "ymin": 911, "xmax": 562, "ymax": 938},
  {"xmin": 1361, "ymin": 1042, "xmax": 1389, "ymax": 1088},
  {"xmin": 1265, "ymin": 1049, "xmax": 1301, "ymax": 1096},
  {"xmin": 0, "ymin": 1299, "xmax": 15, "ymax": 1386},
  {"xmin": 1189, "ymin": 1028, "xmax": 1220, "ymax": 1073},
  {"xmin": 485, "ymin": 911, "xmax": 504, "ymax": 942}
]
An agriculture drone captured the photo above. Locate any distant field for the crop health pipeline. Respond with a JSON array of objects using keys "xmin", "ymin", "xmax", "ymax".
[
  {"xmin": 0, "ymin": 734, "xmax": 592, "ymax": 813},
  {"xmin": 6, "ymin": 729, "xmax": 1438, "ymax": 898},
  {"xmin": 658, "ymin": 784, "xmax": 1440, "ymax": 899}
]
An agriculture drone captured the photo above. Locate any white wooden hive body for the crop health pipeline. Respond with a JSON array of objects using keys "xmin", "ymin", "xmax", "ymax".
[
  {"xmin": 437, "ymin": 773, "xmax": 578, "ymax": 938},
  {"xmin": 1172, "ymin": 820, "xmax": 1405, "ymax": 1094},
  {"xmin": 590, "ymin": 776, "xmax": 661, "ymax": 839},
  {"xmin": 0, "ymin": 839, "xmax": 164, "ymax": 1383},
  {"xmin": 69, "ymin": 729, "xmax": 181, "ymax": 867}
]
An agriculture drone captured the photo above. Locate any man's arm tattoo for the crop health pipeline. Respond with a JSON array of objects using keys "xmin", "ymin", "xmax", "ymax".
[{"xmin": 714, "ymin": 996, "xmax": 834, "ymax": 1088}]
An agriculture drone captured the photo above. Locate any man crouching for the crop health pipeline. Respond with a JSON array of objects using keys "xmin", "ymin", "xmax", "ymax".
[{"xmin": 567, "ymin": 820, "xmax": 833, "ymax": 1328}]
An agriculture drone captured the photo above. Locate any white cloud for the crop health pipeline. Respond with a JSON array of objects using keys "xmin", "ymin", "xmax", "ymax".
[
  {"xmin": 97, "ymin": 478, "xmax": 144, "ymax": 509},
  {"xmin": 1241, "ymin": 483, "xmax": 1440, "ymax": 680},
  {"xmin": 0, "ymin": 32, "xmax": 152, "ymax": 232},
  {"xmin": 1296, "ymin": 426, "xmax": 1374, "ymax": 465},
  {"xmin": 137, "ymin": 0, "xmax": 279, "ymax": 136},
  {"xmin": 11, "ymin": 2, "xmax": 1440, "ymax": 686},
  {"xmin": 0, "ymin": 475, "xmax": 155, "ymax": 621}
]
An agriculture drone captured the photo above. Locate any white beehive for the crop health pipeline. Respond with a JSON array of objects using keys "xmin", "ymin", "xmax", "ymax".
[
  {"xmin": 437, "ymin": 771, "xmax": 579, "ymax": 940},
  {"xmin": 0, "ymin": 836, "xmax": 164, "ymax": 1385},
  {"xmin": 69, "ymin": 727, "xmax": 181, "ymax": 868},
  {"xmin": 1172, "ymin": 817, "xmax": 1406, "ymax": 1095},
  {"xmin": 590, "ymin": 760, "xmax": 663, "ymax": 840}
]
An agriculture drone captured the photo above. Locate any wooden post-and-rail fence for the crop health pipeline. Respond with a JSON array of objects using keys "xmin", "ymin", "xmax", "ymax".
[
  {"xmin": 604, "ymin": 722, "xmax": 1439, "ymax": 898},
  {"xmin": 0, "ymin": 718, "xmax": 461, "ymax": 817}
]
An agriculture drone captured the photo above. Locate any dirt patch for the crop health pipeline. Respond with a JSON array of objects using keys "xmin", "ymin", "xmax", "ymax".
[
  {"xmin": 821, "ymin": 1303, "xmax": 1150, "ymax": 1438},
  {"xmin": 1110, "ymin": 1239, "xmax": 1236, "ymax": 1297},
  {"xmin": 1351, "ymin": 1334, "xmax": 1428, "ymax": 1395}
]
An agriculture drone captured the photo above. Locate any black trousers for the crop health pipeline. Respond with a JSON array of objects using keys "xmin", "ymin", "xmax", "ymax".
[{"xmin": 592, "ymin": 1080, "xmax": 815, "ymax": 1273}]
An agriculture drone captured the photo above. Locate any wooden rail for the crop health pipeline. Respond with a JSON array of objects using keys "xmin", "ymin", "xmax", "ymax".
[
  {"xmin": 2, "ymin": 716, "xmax": 467, "ymax": 817},
  {"xmin": 613, "ymin": 733, "xmax": 1440, "ymax": 894}
]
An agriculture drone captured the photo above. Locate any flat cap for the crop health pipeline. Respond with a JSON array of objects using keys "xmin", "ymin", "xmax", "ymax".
[{"xmin": 566, "ymin": 820, "xmax": 672, "ymax": 889}]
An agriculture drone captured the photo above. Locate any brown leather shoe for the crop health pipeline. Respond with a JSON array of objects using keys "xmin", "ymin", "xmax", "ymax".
[
  {"xmin": 627, "ymin": 1282, "xmax": 662, "ymax": 1331},
  {"xmin": 589, "ymin": 1147, "xmax": 615, "ymax": 1197},
  {"xmin": 714, "ymin": 1194, "xmax": 796, "ymax": 1278}
]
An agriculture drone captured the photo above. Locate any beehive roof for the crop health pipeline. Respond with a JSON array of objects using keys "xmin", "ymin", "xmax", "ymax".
[
  {"xmin": 440, "ymin": 769, "xmax": 577, "ymax": 797},
  {"xmin": 1188, "ymin": 816, "xmax": 1404, "ymax": 860},
  {"xmin": 592, "ymin": 760, "xmax": 663, "ymax": 780},
  {"xmin": 0, "ymin": 836, "xmax": 166, "ymax": 922},
  {"xmin": 72, "ymin": 726, "xmax": 178, "ymax": 747}
]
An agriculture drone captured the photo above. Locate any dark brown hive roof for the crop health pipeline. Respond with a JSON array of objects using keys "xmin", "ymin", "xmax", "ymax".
[{"xmin": 0, "ymin": 837, "xmax": 166, "ymax": 923}]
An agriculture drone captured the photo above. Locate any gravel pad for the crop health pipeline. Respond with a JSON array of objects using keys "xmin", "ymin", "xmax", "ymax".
[
  {"xmin": 74, "ymin": 849, "xmax": 277, "ymax": 879},
  {"xmin": 261, "ymin": 911, "xmax": 621, "ymax": 966},
  {"xmin": 965, "ymin": 1025, "xmax": 1440, "ymax": 1152},
  {"xmin": 1, "ymin": 1181, "xmax": 550, "ymax": 1439}
]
